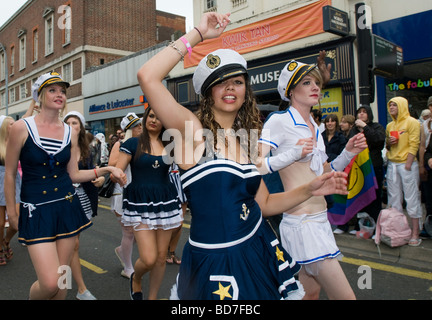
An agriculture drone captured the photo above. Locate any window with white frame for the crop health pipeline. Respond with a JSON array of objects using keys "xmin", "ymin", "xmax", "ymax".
[
  {"xmin": 63, "ymin": 62, "xmax": 72, "ymax": 83},
  {"xmin": 205, "ymin": 0, "xmax": 217, "ymax": 11},
  {"xmin": 0, "ymin": 51, "xmax": 5, "ymax": 81},
  {"xmin": 63, "ymin": 5, "xmax": 72, "ymax": 45},
  {"xmin": 10, "ymin": 46, "xmax": 14, "ymax": 75},
  {"xmin": 32, "ymin": 28, "xmax": 38, "ymax": 62},
  {"xmin": 45, "ymin": 14, "xmax": 54, "ymax": 55},
  {"xmin": 19, "ymin": 35, "xmax": 26, "ymax": 70},
  {"xmin": 9, "ymin": 87, "xmax": 15, "ymax": 104},
  {"xmin": 20, "ymin": 83, "xmax": 26, "ymax": 99}
]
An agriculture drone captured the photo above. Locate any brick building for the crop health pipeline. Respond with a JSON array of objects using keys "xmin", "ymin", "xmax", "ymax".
[{"xmin": 0, "ymin": 0, "xmax": 185, "ymax": 118}]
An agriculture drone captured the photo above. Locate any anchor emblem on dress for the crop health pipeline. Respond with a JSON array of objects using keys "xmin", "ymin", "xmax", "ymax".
[
  {"xmin": 240, "ymin": 203, "xmax": 250, "ymax": 221},
  {"xmin": 152, "ymin": 160, "xmax": 160, "ymax": 169}
]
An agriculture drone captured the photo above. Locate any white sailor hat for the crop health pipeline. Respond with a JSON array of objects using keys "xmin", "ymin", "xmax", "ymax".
[
  {"xmin": 121, "ymin": 112, "xmax": 141, "ymax": 131},
  {"xmin": 64, "ymin": 111, "xmax": 86, "ymax": 127},
  {"xmin": 192, "ymin": 49, "xmax": 248, "ymax": 96},
  {"xmin": 32, "ymin": 72, "xmax": 70, "ymax": 102},
  {"xmin": 0, "ymin": 115, "xmax": 7, "ymax": 128},
  {"xmin": 277, "ymin": 60, "xmax": 316, "ymax": 101}
]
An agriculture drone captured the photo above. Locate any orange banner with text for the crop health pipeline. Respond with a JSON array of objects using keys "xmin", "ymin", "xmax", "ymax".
[{"xmin": 184, "ymin": 0, "xmax": 331, "ymax": 68}]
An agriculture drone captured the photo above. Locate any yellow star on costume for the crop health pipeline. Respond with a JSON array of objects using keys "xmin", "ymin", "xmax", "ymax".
[
  {"xmin": 275, "ymin": 246, "xmax": 285, "ymax": 262},
  {"xmin": 213, "ymin": 282, "xmax": 232, "ymax": 300}
]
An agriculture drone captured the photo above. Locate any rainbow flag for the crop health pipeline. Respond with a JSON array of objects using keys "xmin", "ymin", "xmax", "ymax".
[{"xmin": 327, "ymin": 148, "xmax": 378, "ymax": 225}]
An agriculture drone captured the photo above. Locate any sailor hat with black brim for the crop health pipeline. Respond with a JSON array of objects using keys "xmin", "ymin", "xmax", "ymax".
[
  {"xmin": 193, "ymin": 49, "xmax": 248, "ymax": 96},
  {"xmin": 32, "ymin": 72, "xmax": 70, "ymax": 102},
  {"xmin": 121, "ymin": 112, "xmax": 141, "ymax": 131},
  {"xmin": 278, "ymin": 60, "xmax": 317, "ymax": 102}
]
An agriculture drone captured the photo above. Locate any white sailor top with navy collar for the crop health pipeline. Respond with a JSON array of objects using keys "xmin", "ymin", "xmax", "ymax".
[{"xmin": 260, "ymin": 107, "xmax": 328, "ymax": 175}]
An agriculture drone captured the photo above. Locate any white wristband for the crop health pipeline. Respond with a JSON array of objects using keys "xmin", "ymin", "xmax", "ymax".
[{"xmin": 330, "ymin": 148, "xmax": 357, "ymax": 171}]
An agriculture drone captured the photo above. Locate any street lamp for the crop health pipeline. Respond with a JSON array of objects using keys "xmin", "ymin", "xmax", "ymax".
[{"xmin": 0, "ymin": 43, "xmax": 8, "ymax": 116}]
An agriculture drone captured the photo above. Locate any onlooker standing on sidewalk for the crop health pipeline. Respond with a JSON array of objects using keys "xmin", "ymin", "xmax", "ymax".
[
  {"xmin": 353, "ymin": 105, "xmax": 386, "ymax": 226},
  {"xmin": 385, "ymin": 97, "xmax": 422, "ymax": 246}
]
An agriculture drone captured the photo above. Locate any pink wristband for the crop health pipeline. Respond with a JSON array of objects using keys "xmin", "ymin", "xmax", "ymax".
[{"xmin": 179, "ymin": 36, "xmax": 192, "ymax": 58}]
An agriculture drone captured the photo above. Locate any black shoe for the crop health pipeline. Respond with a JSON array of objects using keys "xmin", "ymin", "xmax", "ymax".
[{"xmin": 129, "ymin": 272, "xmax": 143, "ymax": 300}]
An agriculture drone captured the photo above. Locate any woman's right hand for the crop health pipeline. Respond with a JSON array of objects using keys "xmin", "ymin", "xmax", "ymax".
[{"xmin": 197, "ymin": 12, "xmax": 231, "ymax": 41}]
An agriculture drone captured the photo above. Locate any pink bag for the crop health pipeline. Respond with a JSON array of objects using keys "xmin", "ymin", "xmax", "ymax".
[{"xmin": 375, "ymin": 208, "xmax": 412, "ymax": 247}]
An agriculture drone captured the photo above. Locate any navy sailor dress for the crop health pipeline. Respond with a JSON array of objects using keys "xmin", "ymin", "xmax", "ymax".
[
  {"xmin": 18, "ymin": 116, "xmax": 92, "ymax": 245},
  {"xmin": 172, "ymin": 154, "xmax": 304, "ymax": 300},
  {"xmin": 120, "ymin": 137, "xmax": 183, "ymax": 230}
]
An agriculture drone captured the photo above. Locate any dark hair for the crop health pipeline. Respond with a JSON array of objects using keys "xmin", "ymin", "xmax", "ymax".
[
  {"xmin": 134, "ymin": 107, "xmax": 167, "ymax": 161},
  {"xmin": 64, "ymin": 114, "xmax": 90, "ymax": 163}
]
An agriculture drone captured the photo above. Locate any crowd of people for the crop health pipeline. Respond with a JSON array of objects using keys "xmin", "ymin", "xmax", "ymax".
[{"xmin": 1, "ymin": 12, "xmax": 430, "ymax": 300}]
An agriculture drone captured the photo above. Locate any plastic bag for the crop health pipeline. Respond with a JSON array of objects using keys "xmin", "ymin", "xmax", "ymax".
[{"xmin": 356, "ymin": 212, "xmax": 376, "ymax": 239}]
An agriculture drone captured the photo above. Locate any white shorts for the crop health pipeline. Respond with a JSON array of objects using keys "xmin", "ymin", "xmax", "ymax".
[{"xmin": 280, "ymin": 210, "xmax": 342, "ymax": 275}]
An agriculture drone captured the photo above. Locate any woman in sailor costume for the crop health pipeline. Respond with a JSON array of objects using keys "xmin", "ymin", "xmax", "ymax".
[
  {"xmin": 259, "ymin": 60, "xmax": 367, "ymax": 299},
  {"xmin": 137, "ymin": 12, "xmax": 349, "ymax": 300},
  {"xmin": 114, "ymin": 106, "xmax": 183, "ymax": 300},
  {"xmin": 4, "ymin": 72, "xmax": 126, "ymax": 300}
]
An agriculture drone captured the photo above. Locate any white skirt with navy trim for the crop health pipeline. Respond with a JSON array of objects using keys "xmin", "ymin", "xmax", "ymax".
[{"xmin": 280, "ymin": 210, "xmax": 342, "ymax": 266}]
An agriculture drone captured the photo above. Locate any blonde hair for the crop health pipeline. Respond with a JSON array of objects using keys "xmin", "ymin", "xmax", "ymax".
[{"xmin": 0, "ymin": 116, "xmax": 14, "ymax": 165}]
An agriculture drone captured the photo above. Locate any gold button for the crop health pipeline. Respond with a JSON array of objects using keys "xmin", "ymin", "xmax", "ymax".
[
  {"xmin": 54, "ymin": 188, "xmax": 58, "ymax": 192},
  {"xmin": 43, "ymin": 163, "xmax": 47, "ymax": 166},
  {"xmin": 53, "ymin": 175, "xmax": 57, "ymax": 178},
  {"xmin": 42, "ymin": 176, "xmax": 46, "ymax": 179},
  {"xmin": 43, "ymin": 191, "xmax": 47, "ymax": 195},
  {"xmin": 56, "ymin": 162, "xmax": 60, "ymax": 166}
]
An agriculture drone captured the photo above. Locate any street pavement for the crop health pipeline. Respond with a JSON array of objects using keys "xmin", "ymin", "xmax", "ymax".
[{"xmin": 1, "ymin": 196, "xmax": 431, "ymax": 302}]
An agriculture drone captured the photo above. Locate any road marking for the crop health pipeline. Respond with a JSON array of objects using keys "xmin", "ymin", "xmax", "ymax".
[
  {"xmin": 98, "ymin": 204, "xmax": 111, "ymax": 210},
  {"xmin": 80, "ymin": 259, "xmax": 108, "ymax": 274},
  {"xmin": 342, "ymin": 256, "xmax": 432, "ymax": 280}
]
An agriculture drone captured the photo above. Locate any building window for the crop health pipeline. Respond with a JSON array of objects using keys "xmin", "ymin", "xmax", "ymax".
[
  {"xmin": 63, "ymin": 62, "xmax": 72, "ymax": 82},
  {"xmin": 9, "ymin": 87, "xmax": 15, "ymax": 104},
  {"xmin": 45, "ymin": 14, "xmax": 54, "ymax": 55},
  {"xmin": 205, "ymin": 0, "xmax": 217, "ymax": 12},
  {"xmin": 10, "ymin": 46, "xmax": 15, "ymax": 75},
  {"xmin": 232, "ymin": 0, "xmax": 247, "ymax": 8},
  {"xmin": 61, "ymin": 4, "xmax": 72, "ymax": 45},
  {"xmin": 0, "ymin": 51, "xmax": 5, "ymax": 81},
  {"xmin": 20, "ymin": 83, "xmax": 26, "ymax": 100},
  {"xmin": 19, "ymin": 35, "xmax": 26, "ymax": 70},
  {"xmin": 32, "ymin": 28, "xmax": 38, "ymax": 62}
]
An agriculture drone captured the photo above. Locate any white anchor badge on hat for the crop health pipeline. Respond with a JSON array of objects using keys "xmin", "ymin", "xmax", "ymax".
[
  {"xmin": 31, "ymin": 71, "xmax": 70, "ymax": 102},
  {"xmin": 277, "ymin": 60, "xmax": 316, "ymax": 101},
  {"xmin": 192, "ymin": 49, "xmax": 248, "ymax": 96}
]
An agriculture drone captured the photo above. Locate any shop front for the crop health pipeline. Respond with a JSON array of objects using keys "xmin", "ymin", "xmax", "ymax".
[
  {"xmin": 373, "ymin": 10, "xmax": 432, "ymax": 125},
  {"xmin": 169, "ymin": 36, "xmax": 357, "ymax": 121},
  {"xmin": 84, "ymin": 85, "xmax": 147, "ymax": 137}
]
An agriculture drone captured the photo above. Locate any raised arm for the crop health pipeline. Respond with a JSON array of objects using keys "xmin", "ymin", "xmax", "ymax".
[{"xmin": 137, "ymin": 13, "xmax": 231, "ymax": 168}]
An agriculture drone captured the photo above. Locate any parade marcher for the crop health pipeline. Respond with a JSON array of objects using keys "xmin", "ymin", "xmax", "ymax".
[
  {"xmin": 4, "ymin": 72, "xmax": 126, "ymax": 300},
  {"xmin": 64, "ymin": 111, "xmax": 105, "ymax": 300},
  {"xmin": 137, "ymin": 12, "xmax": 350, "ymax": 300},
  {"xmin": 109, "ymin": 112, "xmax": 143, "ymax": 279},
  {"xmin": 259, "ymin": 59, "xmax": 367, "ymax": 299},
  {"xmin": 0, "ymin": 115, "xmax": 20, "ymax": 265},
  {"xmin": 113, "ymin": 107, "xmax": 183, "ymax": 300}
]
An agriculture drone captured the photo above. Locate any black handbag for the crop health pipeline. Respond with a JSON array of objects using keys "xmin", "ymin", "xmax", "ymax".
[{"xmin": 98, "ymin": 174, "xmax": 115, "ymax": 198}]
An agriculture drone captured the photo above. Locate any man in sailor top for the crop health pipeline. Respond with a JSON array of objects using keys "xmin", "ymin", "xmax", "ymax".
[
  {"xmin": 259, "ymin": 60, "xmax": 368, "ymax": 299},
  {"xmin": 137, "ymin": 12, "xmax": 350, "ymax": 300}
]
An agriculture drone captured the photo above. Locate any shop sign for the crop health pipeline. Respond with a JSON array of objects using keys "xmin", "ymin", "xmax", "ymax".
[
  {"xmin": 183, "ymin": 0, "xmax": 331, "ymax": 68},
  {"xmin": 323, "ymin": 6, "xmax": 349, "ymax": 36},
  {"xmin": 89, "ymin": 98, "xmax": 136, "ymax": 114},
  {"xmin": 313, "ymin": 87, "xmax": 343, "ymax": 119},
  {"xmin": 387, "ymin": 77, "xmax": 432, "ymax": 91}
]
